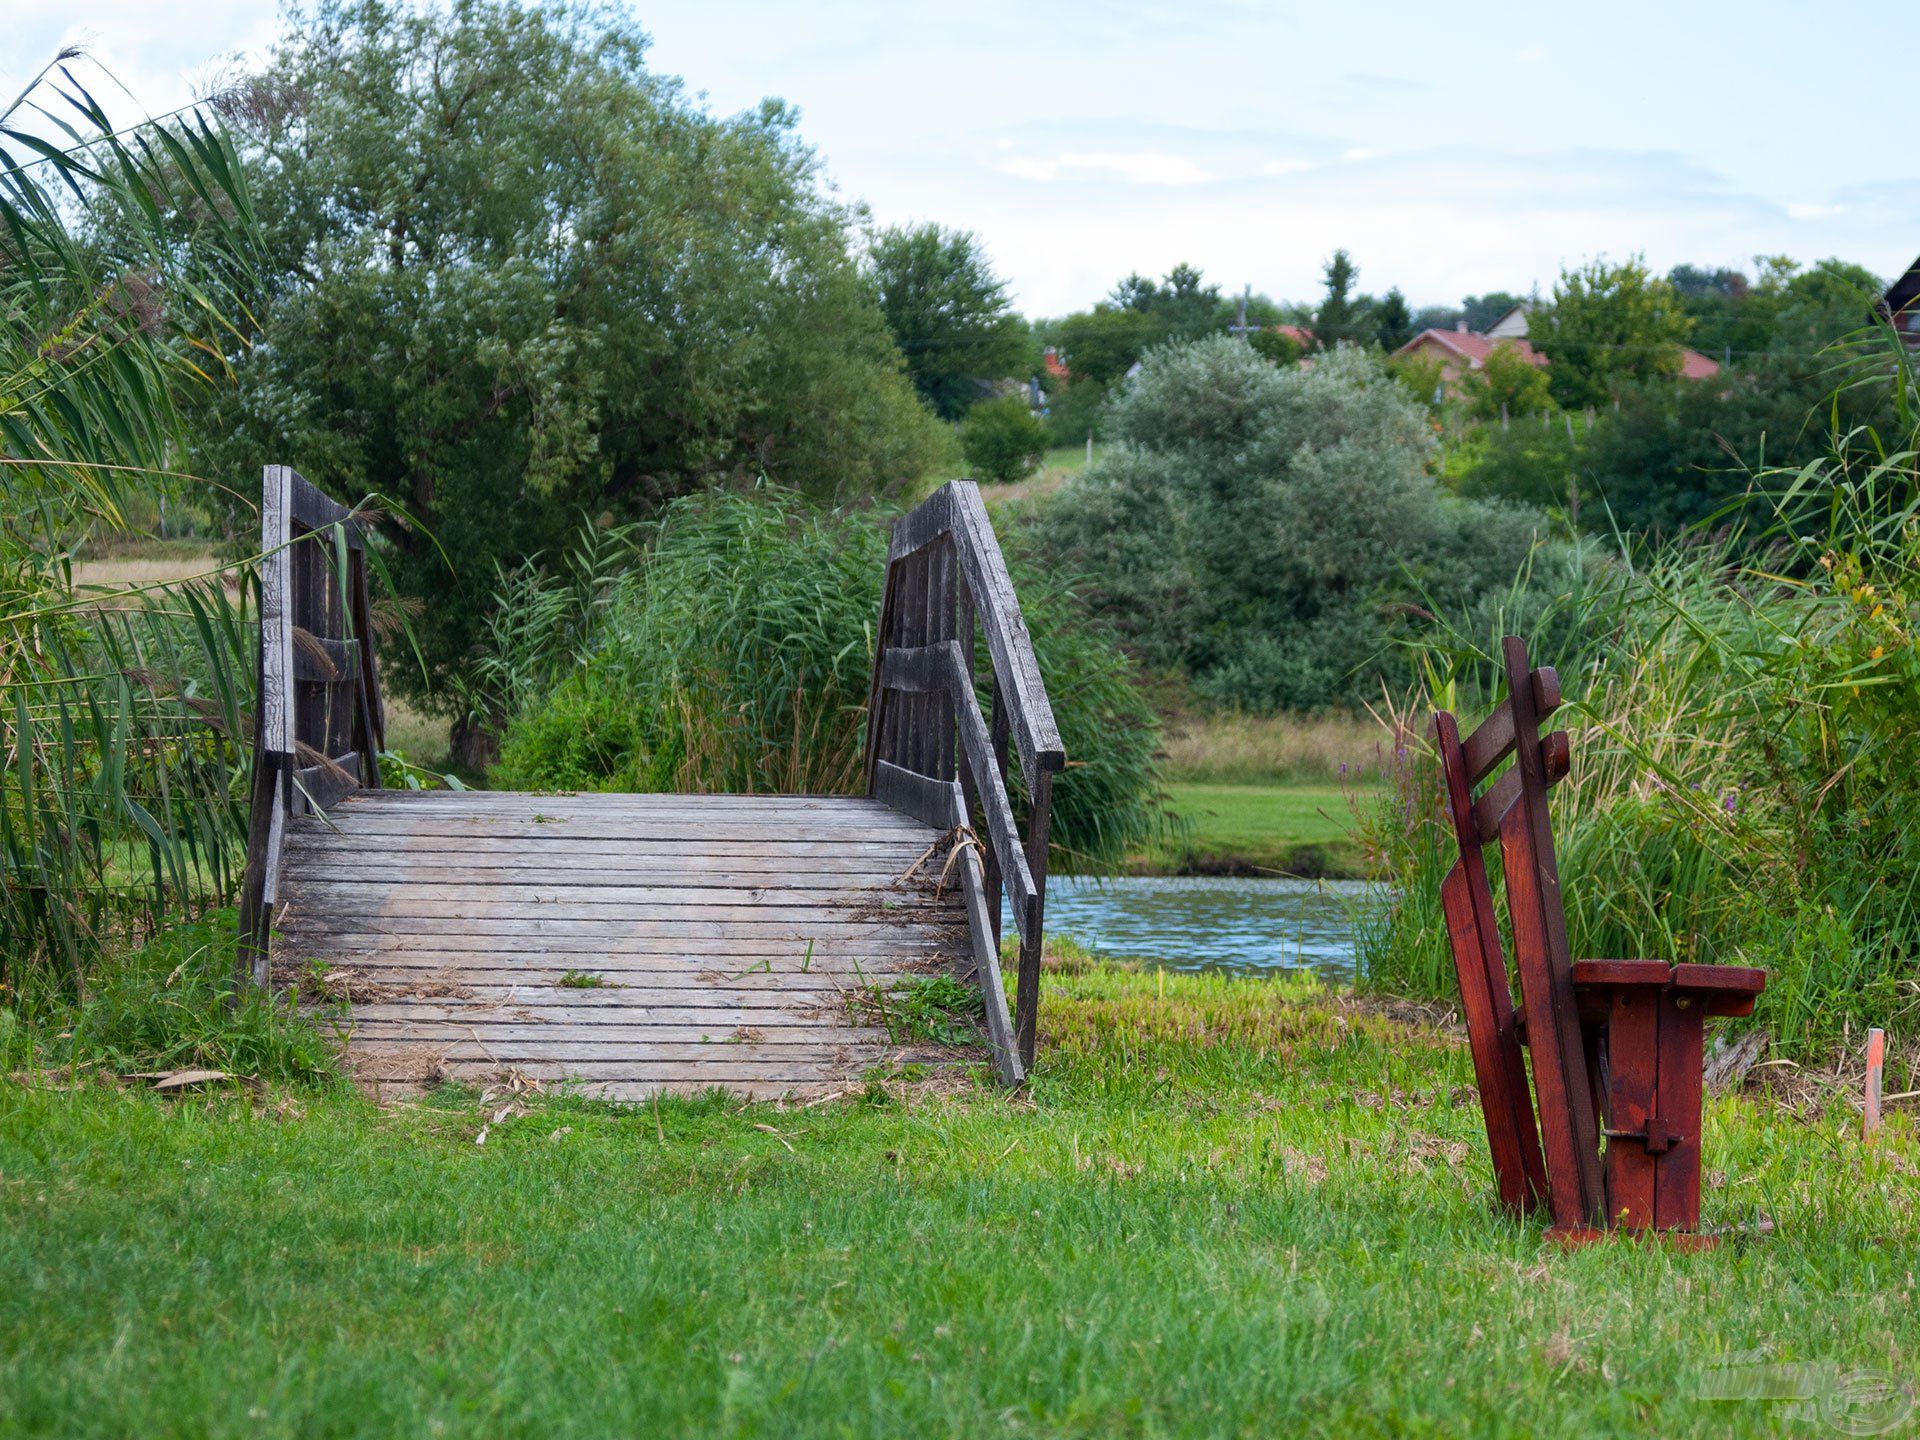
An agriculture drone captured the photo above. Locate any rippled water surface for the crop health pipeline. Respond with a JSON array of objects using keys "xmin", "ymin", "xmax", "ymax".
[{"xmin": 1009, "ymin": 875, "xmax": 1387, "ymax": 983}]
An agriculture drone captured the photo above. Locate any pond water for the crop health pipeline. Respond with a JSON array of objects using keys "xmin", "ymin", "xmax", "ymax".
[{"xmin": 1008, "ymin": 875, "xmax": 1388, "ymax": 984}]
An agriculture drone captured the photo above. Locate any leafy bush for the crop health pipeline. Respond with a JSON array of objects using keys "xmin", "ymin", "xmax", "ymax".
[
  {"xmin": 960, "ymin": 396, "xmax": 1048, "ymax": 484},
  {"xmin": 486, "ymin": 486, "xmax": 1167, "ymax": 865},
  {"xmin": 1031, "ymin": 335, "xmax": 1560, "ymax": 710},
  {"xmin": 1044, "ymin": 379, "xmax": 1108, "ymax": 446},
  {"xmin": 197, "ymin": 0, "xmax": 944, "ymax": 699},
  {"xmin": 1359, "ymin": 366, "xmax": 1920, "ymax": 1056}
]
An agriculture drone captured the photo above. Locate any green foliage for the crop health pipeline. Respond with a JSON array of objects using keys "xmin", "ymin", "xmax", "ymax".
[
  {"xmin": 867, "ymin": 224, "xmax": 1030, "ymax": 420},
  {"xmin": 850, "ymin": 972, "xmax": 985, "ymax": 1047},
  {"xmin": 486, "ymin": 487, "xmax": 1166, "ymax": 866},
  {"xmin": 959, "ymin": 396, "xmax": 1048, "ymax": 485},
  {"xmin": 1, "ymin": 57, "xmax": 262, "ymax": 983},
  {"xmin": 197, "ymin": 0, "xmax": 942, "ymax": 698},
  {"xmin": 1373, "ymin": 287, "xmax": 1414, "ymax": 351},
  {"xmin": 3, "ymin": 911, "xmax": 343, "ymax": 1085},
  {"xmin": 1362, "ymin": 366, "xmax": 1920, "ymax": 1054},
  {"xmin": 493, "ymin": 487, "xmax": 881, "ymax": 797},
  {"xmin": 1051, "ymin": 305, "xmax": 1160, "ymax": 386},
  {"xmin": 1312, "ymin": 249, "xmax": 1372, "ymax": 350},
  {"xmin": 1385, "ymin": 351, "xmax": 1447, "ymax": 411},
  {"xmin": 1249, "ymin": 328, "xmax": 1306, "ymax": 367},
  {"xmin": 1528, "ymin": 255, "xmax": 1694, "ymax": 409},
  {"xmin": 1042, "ymin": 379, "xmax": 1107, "ymax": 446},
  {"xmin": 1031, "ymin": 335, "xmax": 1559, "ymax": 711},
  {"xmin": 1465, "ymin": 341, "xmax": 1554, "ymax": 420}
]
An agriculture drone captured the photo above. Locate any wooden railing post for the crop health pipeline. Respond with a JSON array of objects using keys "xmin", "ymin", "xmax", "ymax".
[
  {"xmin": 865, "ymin": 481, "xmax": 1064, "ymax": 1083},
  {"xmin": 1016, "ymin": 767, "xmax": 1053, "ymax": 1069},
  {"xmin": 236, "ymin": 465, "xmax": 385, "ymax": 990}
]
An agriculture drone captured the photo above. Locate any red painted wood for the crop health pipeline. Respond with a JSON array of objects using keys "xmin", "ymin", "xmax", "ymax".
[
  {"xmin": 1433, "ymin": 712, "xmax": 1548, "ymax": 1212},
  {"xmin": 1653, "ymin": 991, "xmax": 1707, "ymax": 1230},
  {"xmin": 1604, "ymin": 987, "xmax": 1660, "ymax": 1228}
]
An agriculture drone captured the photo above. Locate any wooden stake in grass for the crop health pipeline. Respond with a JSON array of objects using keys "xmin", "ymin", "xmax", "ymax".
[{"xmin": 1863, "ymin": 1028, "xmax": 1886, "ymax": 1146}]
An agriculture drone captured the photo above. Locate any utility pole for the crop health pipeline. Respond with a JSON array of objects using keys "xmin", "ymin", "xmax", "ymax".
[{"xmin": 1228, "ymin": 284, "xmax": 1260, "ymax": 339}]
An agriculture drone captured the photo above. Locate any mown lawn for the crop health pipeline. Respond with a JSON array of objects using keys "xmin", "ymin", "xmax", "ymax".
[
  {"xmin": 1128, "ymin": 783, "xmax": 1376, "ymax": 877},
  {"xmin": 1, "ymin": 967, "xmax": 1914, "ymax": 1438}
]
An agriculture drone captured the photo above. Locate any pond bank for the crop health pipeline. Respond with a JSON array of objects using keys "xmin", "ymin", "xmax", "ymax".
[{"xmin": 1121, "ymin": 781, "xmax": 1378, "ymax": 879}]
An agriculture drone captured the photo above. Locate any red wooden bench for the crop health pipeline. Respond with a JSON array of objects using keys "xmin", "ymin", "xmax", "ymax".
[{"xmin": 1432, "ymin": 636, "xmax": 1765, "ymax": 1244}]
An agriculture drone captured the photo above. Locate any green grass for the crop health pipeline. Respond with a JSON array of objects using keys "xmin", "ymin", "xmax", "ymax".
[
  {"xmin": 3, "ymin": 964, "xmax": 1911, "ymax": 1438},
  {"xmin": 1128, "ymin": 782, "xmax": 1376, "ymax": 877}
]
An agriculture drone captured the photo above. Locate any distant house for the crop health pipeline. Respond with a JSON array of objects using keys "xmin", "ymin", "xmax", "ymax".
[
  {"xmin": 1876, "ymin": 257, "xmax": 1920, "ymax": 345},
  {"xmin": 1042, "ymin": 347, "xmax": 1072, "ymax": 382},
  {"xmin": 1394, "ymin": 320, "xmax": 1548, "ymax": 384},
  {"xmin": 1393, "ymin": 302, "xmax": 1722, "ymax": 389}
]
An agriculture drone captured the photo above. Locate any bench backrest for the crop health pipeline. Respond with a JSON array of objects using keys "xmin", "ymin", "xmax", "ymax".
[{"xmin": 1431, "ymin": 635, "xmax": 1605, "ymax": 1229}]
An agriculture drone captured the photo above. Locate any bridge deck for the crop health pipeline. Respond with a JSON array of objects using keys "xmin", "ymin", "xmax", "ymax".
[{"xmin": 269, "ymin": 791, "xmax": 972, "ymax": 1099}]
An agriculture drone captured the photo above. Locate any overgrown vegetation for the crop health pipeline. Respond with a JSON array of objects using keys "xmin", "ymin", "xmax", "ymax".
[
  {"xmin": 195, "ymin": 0, "xmax": 945, "ymax": 717},
  {"xmin": 1031, "ymin": 336, "xmax": 1557, "ymax": 711},
  {"xmin": 0, "ymin": 910, "xmax": 342, "ymax": 1086},
  {"xmin": 1, "ymin": 56, "xmax": 261, "ymax": 986},
  {"xmin": 1361, "ymin": 344, "xmax": 1920, "ymax": 1057},
  {"xmin": 2, "ymin": 963, "xmax": 1911, "ymax": 1436},
  {"xmin": 481, "ymin": 485, "xmax": 1169, "ymax": 866}
]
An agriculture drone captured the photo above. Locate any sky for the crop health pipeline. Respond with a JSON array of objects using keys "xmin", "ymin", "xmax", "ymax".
[{"xmin": 9, "ymin": 0, "xmax": 1918, "ymax": 317}]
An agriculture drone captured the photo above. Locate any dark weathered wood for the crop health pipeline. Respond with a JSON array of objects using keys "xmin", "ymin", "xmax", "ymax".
[{"xmin": 867, "ymin": 480, "xmax": 1063, "ymax": 1082}]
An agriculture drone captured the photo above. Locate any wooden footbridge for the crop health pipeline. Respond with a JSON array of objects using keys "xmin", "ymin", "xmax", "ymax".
[{"xmin": 237, "ymin": 468, "xmax": 1063, "ymax": 1098}]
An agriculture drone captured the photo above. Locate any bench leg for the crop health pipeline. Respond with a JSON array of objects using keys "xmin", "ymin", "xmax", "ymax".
[{"xmin": 1598, "ymin": 985, "xmax": 1707, "ymax": 1235}]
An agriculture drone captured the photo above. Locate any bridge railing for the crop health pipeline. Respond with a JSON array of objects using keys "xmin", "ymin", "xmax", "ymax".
[
  {"xmin": 236, "ymin": 465, "xmax": 386, "ymax": 985},
  {"xmin": 866, "ymin": 480, "xmax": 1066, "ymax": 1084}
]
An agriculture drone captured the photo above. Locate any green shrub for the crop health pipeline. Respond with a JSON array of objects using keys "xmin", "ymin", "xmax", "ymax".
[
  {"xmin": 960, "ymin": 396, "xmax": 1048, "ymax": 484},
  {"xmin": 1031, "ymin": 335, "xmax": 1563, "ymax": 711},
  {"xmin": 486, "ymin": 486, "xmax": 1167, "ymax": 865},
  {"xmin": 1044, "ymin": 379, "xmax": 1107, "ymax": 447},
  {"xmin": 1359, "ymin": 385, "xmax": 1920, "ymax": 1056}
]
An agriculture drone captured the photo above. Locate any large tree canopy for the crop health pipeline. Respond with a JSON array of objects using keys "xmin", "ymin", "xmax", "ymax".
[
  {"xmin": 1032, "ymin": 337, "xmax": 1549, "ymax": 710},
  {"xmin": 866, "ymin": 223, "xmax": 1029, "ymax": 419},
  {"xmin": 198, "ymin": 0, "xmax": 939, "ymax": 696}
]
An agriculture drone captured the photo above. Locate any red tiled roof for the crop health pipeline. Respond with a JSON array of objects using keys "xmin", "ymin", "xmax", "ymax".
[
  {"xmin": 1678, "ymin": 347, "xmax": 1720, "ymax": 380},
  {"xmin": 1394, "ymin": 329, "xmax": 1547, "ymax": 368}
]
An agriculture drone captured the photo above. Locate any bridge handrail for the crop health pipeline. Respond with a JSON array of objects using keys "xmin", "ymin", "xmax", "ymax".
[
  {"xmin": 865, "ymin": 480, "xmax": 1066, "ymax": 1082},
  {"xmin": 236, "ymin": 464, "xmax": 386, "ymax": 984}
]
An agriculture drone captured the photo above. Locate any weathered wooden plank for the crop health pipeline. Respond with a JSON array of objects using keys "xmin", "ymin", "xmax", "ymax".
[
  {"xmin": 287, "ymin": 816, "xmax": 932, "ymax": 842},
  {"xmin": 292, "ymin": 973, "xmax": 905, "ymax": 999},
  {"xmin": 286, "ymin": 467, "xmax": 358, "ymax": 532},
  {"xmin": 346, "ymin": 1043, "xmax": 948, "ymax": 1069},
  {"xmin": 281, "ymin": 893, "xmax": 959, "ymax": 923},
  {"xmin": 338, "ymin": 792, "xmax": 922, "ymax": 813},
  {"xmin": 338, "ymin": 1000, "xmax": 853, "ymax": 1024},
  {"xmin": 872, "ymin": 760, "xmax": 959, "ymax": 831},
  {"xmin": 341, "ymin": 1022, "xmax": 888, "ymax": 1046},
  {"xmin": 283, "ymin": 833, "xmax": 934, "ymax": 859},
  {"xmin": 288, "ymin": 864, "xmax": 943, "ymax": 890},
  {"xmin": 285, "ymin": 878, "xmax": 957, "ymax": 911},
  {"xmin": 946, "ymin": 483, "xmax": 1064, "ymax": 783},
  {"xmin": 273, "ymin": 929, "xmax": 954, "ymax": 957},
  {"xmin": 292, "ymin": 754, "xmax": 360, "ymax": 811},
  {"xmin": 950, "ymin": 789, "xmax": 1022, "ymax": 1085}
]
